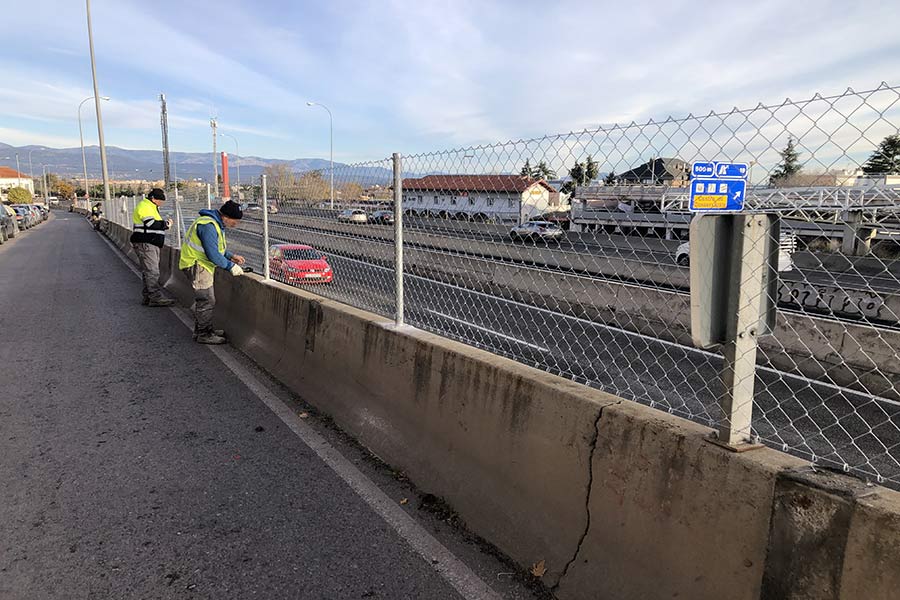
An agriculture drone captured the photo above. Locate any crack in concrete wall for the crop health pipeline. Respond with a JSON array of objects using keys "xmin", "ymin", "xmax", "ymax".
[{"xmin": 552, "ymin": 400, "xmax": 623, "ymax": 593}]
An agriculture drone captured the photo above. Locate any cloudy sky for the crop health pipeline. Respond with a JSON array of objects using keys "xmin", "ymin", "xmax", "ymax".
[{"xmin": 2, "ymin": 0, "xmax": 899, "ymax": 163}]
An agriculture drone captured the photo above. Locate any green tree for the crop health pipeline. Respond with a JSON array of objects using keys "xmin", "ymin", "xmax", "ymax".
[
  {"xmin": 585, "ymin": 156, "xmax": 599, "ymax": 182},
  {"xmin": 519, "ymin": 159, "xmax": 534, "ymax": 178},
  {"xmin": 862, "ymin": 134, "xmax": 900, "ymax": 175},
  {"xmin": 560, "ymin": 156, "xmax": 597, "ymax": 196},
  {"xmin": 769, "ymin": 136, "xmax": 802, "ymax": 185},
  {"xmin": 535, "ymin": 160, "xmax": 556, "ymax": 180},
  {"xmin": 8, "ymin": 186, "xmax": 32, "ymax": 204}
]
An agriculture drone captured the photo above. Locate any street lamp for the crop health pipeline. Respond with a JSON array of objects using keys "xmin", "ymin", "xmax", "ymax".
[
  {"xmin": 306, "ymin": 101, "xmax": 334, "ymax": 209},
  {"xmin": 220, "ymin": 132, "xmax": 240, "ymax": 198},
  {"xmin": 27, "ymin": 148, "xmax": 38, "ymax": 182},
  {"xmin": 78, "ymin": 95, "xmax": 110, "ymax": 202},
  {"xmin": 85, "ymin": 0, "xmax": 111, "ymax": 204}
]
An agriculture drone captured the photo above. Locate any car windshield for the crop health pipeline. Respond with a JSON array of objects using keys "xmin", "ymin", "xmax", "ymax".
[{"xmin": 283, "ymin": 249, "xmax": 323, "ymax": 261}]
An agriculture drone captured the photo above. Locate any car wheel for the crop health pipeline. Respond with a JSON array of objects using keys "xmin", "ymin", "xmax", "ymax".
[{"xmin": 676, "ymin": 255, "xmax": 689, "ymax": 266}]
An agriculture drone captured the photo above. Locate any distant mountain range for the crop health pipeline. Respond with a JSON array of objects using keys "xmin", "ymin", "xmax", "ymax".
[{"xmin": 0, "ymin": 142, "xmax": 392, "ymax": 185}]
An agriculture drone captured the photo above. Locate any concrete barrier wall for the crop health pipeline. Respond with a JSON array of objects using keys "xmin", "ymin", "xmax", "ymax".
[{"xmin": 101, "ymin": 222, "xmax": 900, "ymax": 600}]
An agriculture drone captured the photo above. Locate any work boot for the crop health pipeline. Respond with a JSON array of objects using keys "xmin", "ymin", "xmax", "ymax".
[
  {"xmin": 193, "ymin": 329, "xmax": 225, "ymax": 341},
  {"xmin": 195, "ymin": 332, "xmax": 227, "ymax": 345},
  {"xmin": 147, "ymin": 298, "xmax": 176, "ymax": 307}
]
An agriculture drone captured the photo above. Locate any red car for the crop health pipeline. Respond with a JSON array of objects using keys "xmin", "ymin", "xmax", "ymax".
[{"xmin": 269, "ymin": 244, "xmax": 333, "ymax": 284}]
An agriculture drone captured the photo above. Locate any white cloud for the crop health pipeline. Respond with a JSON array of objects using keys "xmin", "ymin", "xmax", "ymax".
[
  {"xmin": 0, "ymin": 0, "xmax": 898, "ymax": 163},
  {"xmin": 0, "ymin": 127, "xmax": 81, "ymax": 148}
]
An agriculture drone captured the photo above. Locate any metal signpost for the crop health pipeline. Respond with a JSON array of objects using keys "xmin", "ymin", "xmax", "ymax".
[{"xmin": 689, "ymin": 161, "xmax": 775, "ymax": 448}]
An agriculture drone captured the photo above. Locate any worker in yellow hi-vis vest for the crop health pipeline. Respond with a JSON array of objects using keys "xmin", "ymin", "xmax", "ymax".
[
  {"xmin": 131, "ymin": 188, "xmax": 174, "ymax": 307},
  {"xmin": 179, "ymin": 200, "xmax": 245, "ymax": 344}
]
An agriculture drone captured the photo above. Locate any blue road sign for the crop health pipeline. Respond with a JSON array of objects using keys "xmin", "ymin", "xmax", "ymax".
[
  {"xmin": 692, "ymin": 162, "xmax": 715, "ymax": 178},
  {"xmin": 713, "ymin": 162, "xmax": 749, "ymax": 179},
  {"xmin": 690, "ymin": 178, "xmax": 747, "ymax": 211}
]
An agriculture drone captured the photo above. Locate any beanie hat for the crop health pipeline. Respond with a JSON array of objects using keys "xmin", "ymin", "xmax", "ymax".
[
  {"xmin": 220, "ymin": 200, "xmax": 243, "ymax": 220},
  {"xmin": 147, "ymin": 188, "xmax": 166, "ymax": 201}
]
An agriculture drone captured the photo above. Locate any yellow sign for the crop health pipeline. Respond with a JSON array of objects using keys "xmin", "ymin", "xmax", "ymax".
[
  {"xmin": 529, "ymin": 187, "xmax": 543, "ymax": 197},
  {"xmin": 692, "ymin": 194, "xmax": 728, "ymax": 209}
]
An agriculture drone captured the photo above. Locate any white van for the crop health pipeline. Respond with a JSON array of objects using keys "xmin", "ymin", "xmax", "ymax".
[{"xmin": 675, "ymin": 232, "xmax": 796, "ymax": 272}]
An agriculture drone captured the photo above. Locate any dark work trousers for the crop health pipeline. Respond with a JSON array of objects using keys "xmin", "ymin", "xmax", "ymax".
[
  {"xmin": 182, "ymin": 265, "xmax": 215, "ymax": 334},
  {"xmin": 133, "ymin": 243, "xmax": 165, "ymax": 303}
]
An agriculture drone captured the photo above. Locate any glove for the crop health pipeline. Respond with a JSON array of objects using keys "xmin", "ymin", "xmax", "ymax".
[{"xmin": 229, "ymin": 264, "xmax": 244, "ymax": 277}]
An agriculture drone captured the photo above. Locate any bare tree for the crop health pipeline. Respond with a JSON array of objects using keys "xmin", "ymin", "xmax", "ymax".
[{"xmin": 264, "ymin": 163, "xmax": 295, "ymax": 201}]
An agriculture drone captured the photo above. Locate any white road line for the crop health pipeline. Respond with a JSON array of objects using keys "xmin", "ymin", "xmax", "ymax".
[
  {"xmin": 425, "ymin": 309, "xmax": 550, "ymax": 353},
  {"xmin": 97, "ymin": 231, "xmax": 503, "ymax": 600}
]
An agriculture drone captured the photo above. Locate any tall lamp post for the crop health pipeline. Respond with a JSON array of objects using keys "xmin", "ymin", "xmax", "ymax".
[
  {"xmin": 85, "ymin": 0, "xmax": 111, "ymax": 204},
  {"xmin": 306, "ymin": 101, "xmax": 334, "ymax": 209},
  {"xmin": 78, "ymin": 95, "xmax": 110, "ymax": 202},
  {"xmin": 27, "ymin": 149, "xmax": 37, "ymax": 181},
  {"xmin": 221, "ymin": 132, "xmax": 240, "ymax": 198}
]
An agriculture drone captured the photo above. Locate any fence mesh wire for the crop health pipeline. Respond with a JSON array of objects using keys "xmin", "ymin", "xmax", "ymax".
[{"xmin": 103, "ymin": 83, "xmax": 900, "ymax": 487}]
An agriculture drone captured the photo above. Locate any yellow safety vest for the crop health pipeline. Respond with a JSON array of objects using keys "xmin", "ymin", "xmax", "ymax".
[
  {"xmin": 179, "ymin": 216, "xmax": 227, "ymax": 273},
  {"xmin": 132, "ymin": 198, "xmax": 165, "ymax": 238}
]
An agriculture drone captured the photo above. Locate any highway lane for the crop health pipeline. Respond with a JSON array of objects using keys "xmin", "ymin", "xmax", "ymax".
[
  {"xmin": 241, "ymin": 212, "xmax": 900, "ymax": 297},
  {"xmin": 224, "ymin": 228, "xmax": 900, "ymax": 488}
]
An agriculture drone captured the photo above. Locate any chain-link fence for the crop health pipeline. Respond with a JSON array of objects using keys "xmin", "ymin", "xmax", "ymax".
[{"xmin": 104, "ymin": 83, "xmax": 900, "ymax": 487}]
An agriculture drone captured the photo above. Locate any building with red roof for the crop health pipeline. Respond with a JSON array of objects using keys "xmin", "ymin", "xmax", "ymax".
[
  {"xmin": 0, "ymin": 167, "xmax": 35, "ymax": 200},
  {"xmin": 401, "ymin": 174, "xmax": 568, "ymax": 223}
]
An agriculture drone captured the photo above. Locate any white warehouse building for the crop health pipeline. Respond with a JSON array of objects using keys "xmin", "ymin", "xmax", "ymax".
[{"xmin": 402, "ymin": 175, "xmax": 568, "ymax": 223}]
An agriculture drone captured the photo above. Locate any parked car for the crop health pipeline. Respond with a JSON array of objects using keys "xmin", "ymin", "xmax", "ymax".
[
  {"xmin": 244, "ymin": 203, "xmax": 263, "ymax": 212},
  {"xmin": 268, "ymin": 244, "xmax": 333, "ymax": 284},
  {"xmin": 29, "ymin": 206, "xmax": 43, "ymax": 224},
  {"xmin": 0, "ymin": 205, "xmax": 16, "ymax": 243},
  {"xmin": 2, "ymin": 204, "xmax": 18, "ymax": 235},
  {"xmin": 12, "ymin": 206, "xmax": 33, "ymax": 229},
  {"xmin": 31, "ymin": 204, "xmax": 49, "ymax": 220},
  {"xmin": 509, "ymin": 221, "xmax": 564, "ymax": 243},
  {"xmin": 370, "ymin": 210, "xmax": 394, "ymax": 225},
  {"xmin": 675, "ymin": 237, "xmax": 795, "ymax": 272},
  {"xmin": 337, "ymin": 209, "xmax": 368, "ymax": 224}
]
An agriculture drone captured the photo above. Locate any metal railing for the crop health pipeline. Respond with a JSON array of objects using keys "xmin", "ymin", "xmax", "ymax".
[{"xmin": 103, "ymin": 83, "xmax": 900, "ymax": 488}]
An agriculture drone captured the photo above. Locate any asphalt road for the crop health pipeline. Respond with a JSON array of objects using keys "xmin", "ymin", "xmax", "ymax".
[
  {"xmin": 0, "ymin": 213, "xmax": 547, "ymax": 600},
  {"xmin": 240, "ymin": 211, "xmax": 900, "ymax": 297},
  {"xmin": 223, "ymin": 226, "xmax": 900, "ymax": 489}
]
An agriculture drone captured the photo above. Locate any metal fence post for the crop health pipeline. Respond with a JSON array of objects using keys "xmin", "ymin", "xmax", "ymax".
[
  {"xmin": 262, "ymin": 174, "xmax": 270, "ymax": 281},
  {"xmin": 206, "ymin": 183, "xmax": 211, "ymax": 210},
  {"xmin": 174, "ymin": 201, "xmax": 183, "ymax": 249},
  {"xmin": 393, "ymin": 152, "xmax": 404, "ymax": 326}
]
